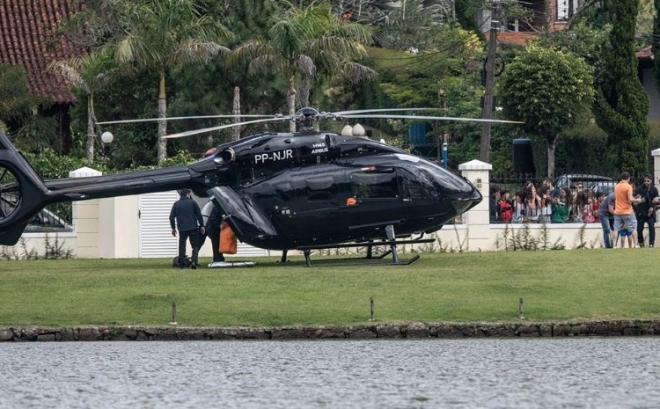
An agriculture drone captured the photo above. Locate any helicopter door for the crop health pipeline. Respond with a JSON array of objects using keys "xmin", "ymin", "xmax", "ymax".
[
  {"xmin": 349, "ymin": 169, "xmax": 402, "ymax": 227},
  {"xmin": 207, "ymin": 186, "xmax": 277, "ymax": 239}
]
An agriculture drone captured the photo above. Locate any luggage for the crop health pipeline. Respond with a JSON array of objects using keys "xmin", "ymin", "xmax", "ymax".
[
  {"xmin": 220, "ymin": 222, "xmax": 238, "ymax": 254},
  {"xmin": 172, "ymin": 256, "xmax": 192, "ymax": 268}
]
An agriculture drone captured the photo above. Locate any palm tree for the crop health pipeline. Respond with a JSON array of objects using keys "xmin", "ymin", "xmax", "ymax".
[
  {"xmin": 50, "ymin": 49, "xmax": 115, "ymax": 161},
  {"xmin": 233, "ymin": 2, "xmax": 374, "ymax": 131},
  {"xmin": 113, "ymin": 0, "xmax": 230, "ymax": 163}
]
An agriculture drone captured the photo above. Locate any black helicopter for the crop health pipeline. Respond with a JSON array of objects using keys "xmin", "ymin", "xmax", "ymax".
[{"xmin": 0, "ymin": 107, "xmax": 519, "ymax": 265}]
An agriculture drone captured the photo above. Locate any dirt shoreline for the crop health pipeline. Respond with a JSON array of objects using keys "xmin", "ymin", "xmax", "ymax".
[{"xmin": 2, "ymin": 320, "xmax": 660, "ymax": 341}]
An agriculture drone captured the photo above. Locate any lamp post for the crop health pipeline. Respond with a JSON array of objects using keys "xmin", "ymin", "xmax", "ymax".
[
  {"xmin": 438, "ymin": 89, "xmax": 449, "ymax": 168},
  {"xmin": 100, "ymin": 131, "xmax": 113, "ymax": 160}
]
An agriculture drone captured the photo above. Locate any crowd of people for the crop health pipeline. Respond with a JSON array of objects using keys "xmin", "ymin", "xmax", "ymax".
[
  {"xmin": 489, "ymin": 174, "xmax": 659, "ymax": 248},
  {"xmin": 489, "ymin": 178, "xmax": 609, "ymax": 225}
]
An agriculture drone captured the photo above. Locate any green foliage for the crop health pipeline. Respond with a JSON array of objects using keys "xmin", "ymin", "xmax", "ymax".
[
  {"xmin": 0, "ymin": 64, "xmax": 35, "ymax": 128},
  {"xmin": 534, "ymin": 22, "xmax": 607, "ymax": 68},
  {"xmin": 22, "ymin": 149, "xmax": 94, "ymax": 179},
  {"xmin": 500, "ymin": 46, "xmax": 593, "ymax": 176},
  {"xmin": 555, "ymin": 122, "xmax": 615, "ymax": 175},
  {"xmin": 655, "ymin": 0, "xmax": 660, "ymax": 90},
  {"xmin": 638, "ymin": 0, "xmax": 655, "ymax": 43},
  {"xmin": 158, "ymin": 150, "xmax": 196, "ymax": 167},
  {"xmin": 0, "ymin": 69, "xmax": 63, "ymax": 154},
  {"xmin": 232, "ymin": 2, "xmax": 374, "ymax": 107},
  {"xmin": 113, "ymin": 0, "xmax": 230, "ymax": 71},
  {"xmin": 12, "ymin": 116, "xmax": 63, "ymax": 154},
  {"xmin": 374, "ymin": 0, "xmax": 455, "ymax": 49},
  {"xmin": 500, "ymin": 46, "xmax": 594, "ymax": 143},
  {"xmin": 367, "ymin": 26, "xmax": 484, "ymax": 162},
  {"xmin": 594, "ymin": 0, "xmax": 649, "ymax": 176}
]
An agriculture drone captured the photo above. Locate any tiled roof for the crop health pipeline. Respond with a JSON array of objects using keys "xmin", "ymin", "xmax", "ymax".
[{"xmin": 0, "ymin": 0, "xmax": 84, "ymax": 104}]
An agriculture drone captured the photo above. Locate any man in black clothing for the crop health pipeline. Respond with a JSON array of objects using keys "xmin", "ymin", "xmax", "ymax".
[
  {"xmin": 170, "ymin": 189, "xmax": 205, "ymax": 268},
  {"xmin": 205, "ymin": 201, "xmax": 225, "ymax": 264},
  {"xmin": 635, "ymin": 175, "xmax": 658, "ymax": 247}
]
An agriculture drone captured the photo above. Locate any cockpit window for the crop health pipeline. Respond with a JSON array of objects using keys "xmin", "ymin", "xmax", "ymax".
[
  {"xmin": 399, "ymin": 169, "xmax": 434, "ymax": 199},
  {"xmin": 351, "ymin": 172, "xmax": 399, "ymax": 199},
  {"xmin": 417, "ymin": 159, "xmax": 473, "ymax": 193}
]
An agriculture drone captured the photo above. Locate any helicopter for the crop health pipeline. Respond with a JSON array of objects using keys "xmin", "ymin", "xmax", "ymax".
[{"xmin": 0, "ymin": 107, "xmax": 521, "ymax": 265}]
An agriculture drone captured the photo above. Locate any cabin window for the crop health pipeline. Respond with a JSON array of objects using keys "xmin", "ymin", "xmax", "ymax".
[
  {"xmin": 351, "ymin": 172, "xmax": 398, "ymax": 199},
  {"xmin": 306, "ymin": 176, "xmax": 336, "ymax": 201}
]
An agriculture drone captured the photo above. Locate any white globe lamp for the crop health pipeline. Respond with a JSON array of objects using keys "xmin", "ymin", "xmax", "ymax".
[
  {"xmin": 352, "ymin": 123, "xmax": 366, "ymax": 137},
  {"xmin": 101, "ymin": 131, "xmax": 114, "ymax": 144},
  {"xmin": 341, "ymin": 125, "xmax": 354, "ymax": 137}
]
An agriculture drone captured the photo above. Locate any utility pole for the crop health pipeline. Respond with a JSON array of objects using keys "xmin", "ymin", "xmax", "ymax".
[{"xmin": 479, "ymin": 0, "xmax": 501, "ymax": 163}]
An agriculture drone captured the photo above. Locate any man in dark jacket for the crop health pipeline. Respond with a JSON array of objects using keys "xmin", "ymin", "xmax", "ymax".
[
  {"xmin": 635, "ymin": 175, "xmax": 658, "ymax": 247},
  {"xmin": 205, "ymin": 201, "xmax": 225, "ymax": 265},
  {"xmin": 170, "ymin": 189, "xmax": 205, "ymax": 268}
]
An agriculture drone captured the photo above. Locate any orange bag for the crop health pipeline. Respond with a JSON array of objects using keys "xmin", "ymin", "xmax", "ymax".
[{"xmin": 220, "ymin": 222, "xmax": 237, "ymax": 254}]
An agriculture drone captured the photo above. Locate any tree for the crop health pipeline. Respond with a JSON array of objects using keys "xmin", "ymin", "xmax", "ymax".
[
  {"xmin": 113, "ymin": 0, "xmax": 230, "ymax": 163},
  {"xmin": 50, "ymin": 49, "xmax": 116, "ymax": 161},
  {"xmin": 232, "ymin": 2, "xmax": 373, "ymax": 131},
  {"xmin": 654, "ymin": 0, "xmax": 660, "ymax": 88},
  {"xmin": 0, "ymin": 64, "xmax": 34, "ymax": 132},
  {"xmin": 500, "ymin": 46, "xmax": 593, "ymax": 178},
  {"xmin": 593, "ymin": 0, "xmax": 649, "ymax": 175}
]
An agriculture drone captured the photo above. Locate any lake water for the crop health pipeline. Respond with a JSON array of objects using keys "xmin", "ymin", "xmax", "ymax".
[{"xmin": 2, "ymin": 338, "xmax": 660, "ymax": 408}]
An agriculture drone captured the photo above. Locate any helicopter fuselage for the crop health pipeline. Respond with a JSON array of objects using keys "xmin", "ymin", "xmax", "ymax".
[
  {"xmin": 0, "ymin": 131, "xmax": 482, "ymax": 249},
  {"xmin": 200, "ymin": 132, "xmax": 481, "ymax": 250}
]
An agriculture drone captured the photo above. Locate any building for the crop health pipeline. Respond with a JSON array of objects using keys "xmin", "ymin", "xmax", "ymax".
[
  {"xmin": 0, "ymin": 0, "xmax": 83, "ymax": 151},
  {"xmin": 637, "ymin": 46, "xmax": 660, "ymax": 122},
  {"xmin": 480, "ymin": 0, "xmax": 587, "ymax": 45}
]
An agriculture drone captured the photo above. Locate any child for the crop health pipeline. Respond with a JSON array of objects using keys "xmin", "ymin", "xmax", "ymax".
[
  {"xmin": 592, "ymin": 193, "xmax": 603, "ymax": 223},
  {"xmin": 582, "ymin": 197, "xmax": 596, "ymax": 223},
  {"xmin": 498, "ymin": 191, "xmax": 513, "ymax": 223},
  {"xmin": 551, "ymin": 189, "xmax": 570, "ymax": 223}
]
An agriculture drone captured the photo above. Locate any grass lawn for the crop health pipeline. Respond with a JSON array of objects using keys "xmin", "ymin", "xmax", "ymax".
[{"xmin": 1, "ymin": 250, "xmax": 660, "ymax": 327}]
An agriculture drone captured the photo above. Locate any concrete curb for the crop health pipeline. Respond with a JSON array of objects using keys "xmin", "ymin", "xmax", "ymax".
[{"xmin": 1, "ymin": 320, "xmax": 659, "ymax": 342}]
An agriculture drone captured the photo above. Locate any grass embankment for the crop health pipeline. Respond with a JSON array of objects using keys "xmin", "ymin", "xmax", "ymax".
[{"xmin": 1, "ymin": 250, "xmax": 660, "ymax": 327}]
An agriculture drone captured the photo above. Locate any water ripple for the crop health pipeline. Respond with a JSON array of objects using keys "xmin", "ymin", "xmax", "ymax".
[{"xmin": 1, "ymin": 338, "xmax": 660, "ymax": 408}]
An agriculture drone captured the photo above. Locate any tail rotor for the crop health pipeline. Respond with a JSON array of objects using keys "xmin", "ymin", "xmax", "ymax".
[{"xmin": 0, "ymin": 132, "xmax": 50, "ymax": 245}]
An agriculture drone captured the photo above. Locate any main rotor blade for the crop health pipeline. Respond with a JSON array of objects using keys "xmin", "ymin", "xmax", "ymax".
[
  {"xmin": 338, "ymin": 114, "xmax": 524, "ymax": 125},
  {"xmin": 331, "ymin": 108, "xmax": 442, "ymax": 115},
  {"xmin": 96, "ymin": 114, "xmax": 280, "ymax": 126},
  {"xmin": 162, "ymin": 117, "xmax": 293, "ymax": 139}
]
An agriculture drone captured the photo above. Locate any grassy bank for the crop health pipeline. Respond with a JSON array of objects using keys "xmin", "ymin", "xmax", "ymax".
[{"xmin": 1, "ymin": 250, "xmax": 660, "ymax": 327}]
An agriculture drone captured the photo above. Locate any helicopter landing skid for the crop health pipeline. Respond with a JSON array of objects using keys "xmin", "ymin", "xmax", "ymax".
[{"xmin": 296, "ymin": 237, "xmax": 434, "ymax": 267}]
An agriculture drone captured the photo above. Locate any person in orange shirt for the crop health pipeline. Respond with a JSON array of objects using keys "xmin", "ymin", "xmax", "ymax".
[{"xmin": 613, "ymin": 172, "xmax": 643, "ymax": 248}]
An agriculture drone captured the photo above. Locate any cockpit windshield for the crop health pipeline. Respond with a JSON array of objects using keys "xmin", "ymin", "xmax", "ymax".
[{"xmin": 394, "ymin": 154, "xmax": 473, "ymax": 193}]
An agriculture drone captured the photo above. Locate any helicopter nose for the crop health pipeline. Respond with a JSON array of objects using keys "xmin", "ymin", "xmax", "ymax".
[
  {"xmin": 449, "ymin": 181, "xmax": 482, "ymax": 215},
  {"xmin": 425, "ymin": 165, "xmax": 482, "ymax": 213}
]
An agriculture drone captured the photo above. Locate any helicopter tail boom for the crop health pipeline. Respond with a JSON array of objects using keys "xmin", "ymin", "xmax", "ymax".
[
  {"xmin": 43, "ymin": 166, "xmax": 197, "ymax": 200},
  {"xmin": 0, "ymin": 132, "xmax": 207, "ymax": 245}
]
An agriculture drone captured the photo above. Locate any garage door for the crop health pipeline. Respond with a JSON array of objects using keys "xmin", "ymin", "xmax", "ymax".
[{"xmin": 139, "ymin": 191, "xmax": 179, "ymax": 258}]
